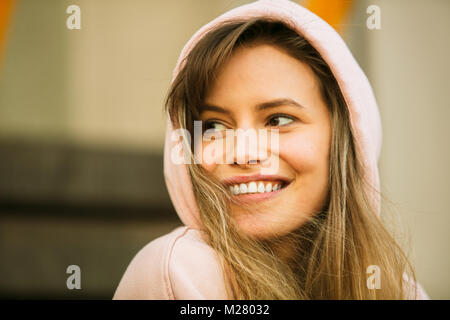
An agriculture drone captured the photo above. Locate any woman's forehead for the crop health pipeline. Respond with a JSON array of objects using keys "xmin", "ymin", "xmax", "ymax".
[{"xmin": 203, "ymin": 45, "xmax": 320, "ymax": 115}]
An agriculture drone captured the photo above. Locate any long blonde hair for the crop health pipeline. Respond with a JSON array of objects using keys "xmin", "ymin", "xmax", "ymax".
[{"xmin": 165, "ymin": 18, "xmax": 416, "ymax": 299}]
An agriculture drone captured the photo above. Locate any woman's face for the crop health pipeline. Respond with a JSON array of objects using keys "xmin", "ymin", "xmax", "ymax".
[{"xmin": 198, "ymin": 44, "xmax": 331, "ymax": 239}]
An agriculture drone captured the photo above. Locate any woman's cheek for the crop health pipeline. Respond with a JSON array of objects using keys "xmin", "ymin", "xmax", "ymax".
[
  {"xmin": 199, "ymin": 140, "xmax": 217, "ymax": 172},
  {"xmin": 280, "ymin": 130, "xmax": 330, "ymax": 213},
  {"xmin": 199, "ymin": 137, "xmax": 233, "ymax": 172},
  {"xmin": 278, "ymin": 130, "xmax": 326, "ymax": 173}
]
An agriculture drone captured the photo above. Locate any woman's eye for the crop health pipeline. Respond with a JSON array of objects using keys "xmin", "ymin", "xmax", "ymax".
[
  {"xmin": 267, "ymin": 115, "xmax": 294, "ymax": 127},
  {"xmin": 204, "ymin": 121, "xmax": 227, "ymax": 131}
]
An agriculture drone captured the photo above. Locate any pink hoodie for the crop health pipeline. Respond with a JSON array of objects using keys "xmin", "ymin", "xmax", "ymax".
[{"xmin": 113, "ymin": 0, "xmax": 429, "ymax": 300}]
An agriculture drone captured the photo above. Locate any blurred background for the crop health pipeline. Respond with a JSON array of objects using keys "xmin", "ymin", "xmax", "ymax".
[{"xmin": 0, "ymin": 0, "xmax": 448, "ymax": 299}]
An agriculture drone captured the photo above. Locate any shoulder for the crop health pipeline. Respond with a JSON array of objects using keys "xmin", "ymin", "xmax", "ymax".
[
  {"xmin": 113, "ymin": 226, "xmax": 228, "ymax": 300},
  {"xmin": 402, "ymin": 273, "xmax": 431, "ymax": 300},
  {"xmin": 414, "ymin": 281, "xmax": 431, "ymax": 300},
  {"xmin": 168, "ymin": 226, "xmax": 229, "ymax": 299},
  {"xmin": 113, "ymin": 225, "xmax": 188, "ymax": 299}
]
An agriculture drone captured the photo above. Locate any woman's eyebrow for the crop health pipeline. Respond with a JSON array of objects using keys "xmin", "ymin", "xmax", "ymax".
[
  {"xmin": 201, "ymin": 98, "xmax": 305, "ymax": 114},
  {"xmin": 201, "ymin": 104, "xmax": 231, "ymax": 115},
  {"xmin": 256, "ymin": 98, "xmax": 305, "ymax": 111}
]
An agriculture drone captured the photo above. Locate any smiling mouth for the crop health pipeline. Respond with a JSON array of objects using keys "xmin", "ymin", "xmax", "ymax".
[{"xmin": 227, "ymin": 180, "xmax": 289, "ymax": 195}]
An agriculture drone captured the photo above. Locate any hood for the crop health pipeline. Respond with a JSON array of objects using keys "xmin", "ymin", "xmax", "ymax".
[{"xmin": 163, "ymin": 0, "xmax": 382, "ymax": 229}]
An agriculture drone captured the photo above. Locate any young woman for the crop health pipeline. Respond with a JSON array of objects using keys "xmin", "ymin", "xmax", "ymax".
[{"xmin": 114, "ymin": 0, "xmax": 429, "ymax": 299}]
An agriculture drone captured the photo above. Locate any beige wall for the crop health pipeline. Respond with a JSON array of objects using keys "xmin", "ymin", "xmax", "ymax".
[
  {"xmin": 0, "ymin": 0, "xmax": 69, "ymax": 141},
  {"xmin": 367, "ymin": 0, "xmax": 450, "ymax": 299}
]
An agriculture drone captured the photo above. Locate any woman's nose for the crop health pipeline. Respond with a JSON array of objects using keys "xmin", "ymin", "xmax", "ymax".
[
  {"xmin": 230, "ymin": 137, "xmax": 270, "ymax": 166},
  {"xmin": 233, "ymin": 157, "xmax": 261, "ymax": 165}
]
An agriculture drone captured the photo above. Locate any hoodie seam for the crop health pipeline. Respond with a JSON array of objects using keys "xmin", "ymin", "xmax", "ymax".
[{"xmin": 164, "ymin": 226, "xmax": 196, "ymax": 300}]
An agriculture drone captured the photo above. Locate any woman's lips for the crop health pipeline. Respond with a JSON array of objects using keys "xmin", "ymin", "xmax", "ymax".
[
  {"xmin": 230, "ymin": 183, "xmax": 288, "ymax": 204},
  {"xmin": 222, "ymin": 173, "xmax": 291, "ymax": 186},
  {"xmin": 221, "ymin": 174, "xmax": 292, "ymax": 204}
]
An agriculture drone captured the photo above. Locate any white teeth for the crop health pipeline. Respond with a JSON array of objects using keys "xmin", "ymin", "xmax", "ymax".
[
  {"xmin": 248, "ymin": 182, "xmax": 257, "ymax": 193},
  {"xmin": 257, "ymin": 182, "xmax": 265, "ymax": 193},
  {"xmin": 228, "ymin": 181, "xmax": 285, "ymax": 195}
]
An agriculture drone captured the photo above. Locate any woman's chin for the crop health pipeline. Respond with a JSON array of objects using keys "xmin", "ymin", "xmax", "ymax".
[{"xmin": 232, "ymin": 208, "xmax": 298, "ymax": 240}]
